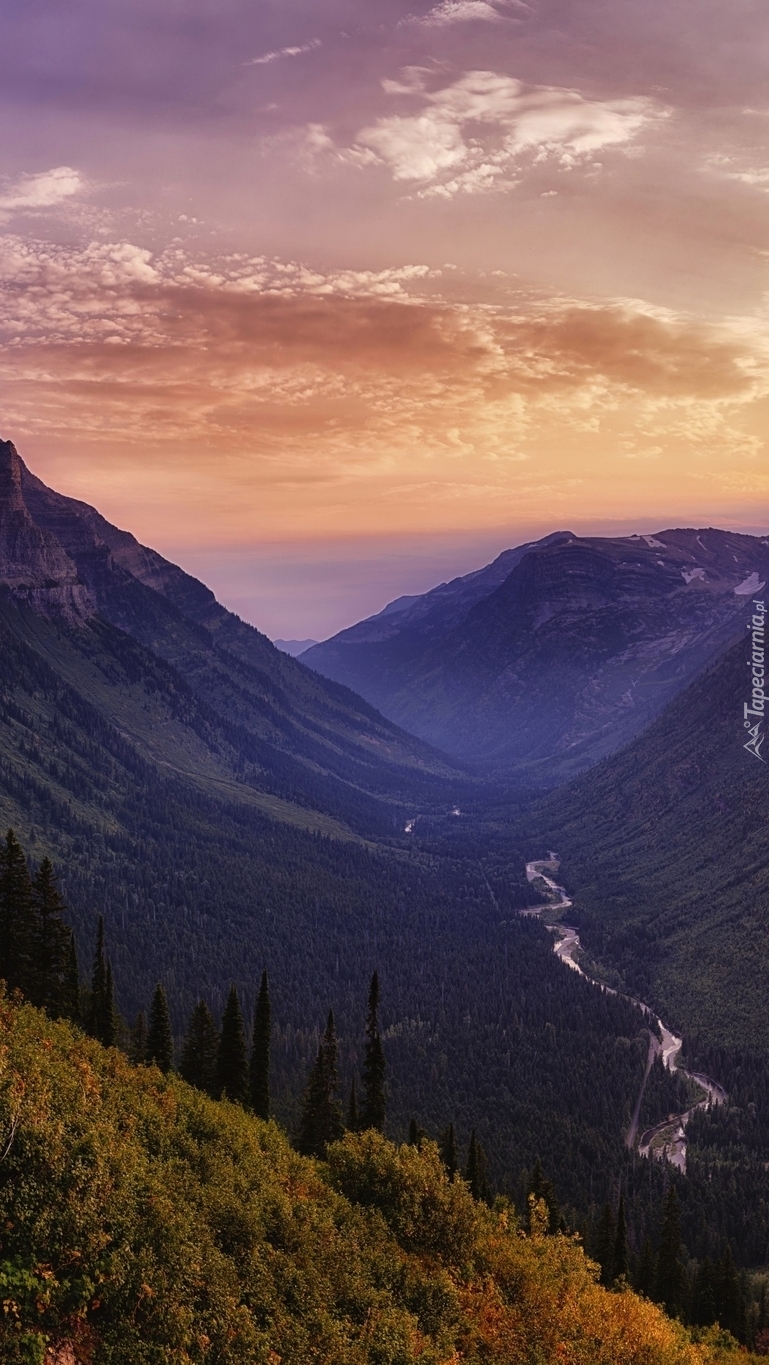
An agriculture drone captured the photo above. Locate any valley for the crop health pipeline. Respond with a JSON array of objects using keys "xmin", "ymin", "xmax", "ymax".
[{"xmin": 524, "ymin": 855, "xmax": 727, "ymax": 1173}]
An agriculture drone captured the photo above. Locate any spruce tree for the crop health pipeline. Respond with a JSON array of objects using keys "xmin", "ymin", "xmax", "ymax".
[
  {"xmin": 636, "ymin": 1237, "xmax": 657, "ymax": 1299},
  {"xmin": 31, "ymin": 858, "xmax": 71, "ymax": 1014},
  {"xmin": 346, "ymin": 1078, "xmax": 359, "ymax": 1132},
  {"xmin": 655, "ymin": 1185, "xmax": 685, "ymax": 1317},
  {"xmin": 595, "ymin": 1203, "xmax": 616, "ymax": 1286},
  {"xmin": 215, "ymin": 986, "xmax": 249, "ymax": 1104},
  {"xmin": 146, "ymin": 983, "xmax": 174, "ymax": 1073},
  {"xmin": 249, "ymin": 970, "xmax": 271, "ymax": 1119},
  {"xmin": 87, "ymin": 916, "xmax": 108, "ymax": 1040},
  {"xmin": 297, "ymin": 1010, "xmax": 343, "ymax": 1158},
  {"xmin": 527, "ymin": 1158, "xmax": 561, "ymax": 1234},
  {"xmin": 465, "ymin": 1129, "xmax": 491, "ymax": 1204},
  {"xmin": 408, "ymin": 1117, "xmax": 426, "ymax": 1147},
  {"xmin": 61, "ymin": 931, "xmax": 81, "ymax": 1023},
  {"xmin": 613, "ymin": 1195, "xmax": 629, "ymax": 1283},
  {"xmin": 360, "ymin": 970, "xmax": 386, "ymax": 1131},
  {"xmin": 180, "ymin": 1000, "xmax": 219, "ymax": 1096},
  {"xmin": 129, "ymin": 1011, "xmax": 148, "ymax": 1065},
  {"xmin": 439, "ymin": 1123, "xmax": 458, "ymax": 1180},
  {"xmin": 99, "ymin": 962, "xmax": 117, "ymax": 1048},
  {"xmin": 0, "ymin": 829, "xmax": 36, "ymax": 997}
]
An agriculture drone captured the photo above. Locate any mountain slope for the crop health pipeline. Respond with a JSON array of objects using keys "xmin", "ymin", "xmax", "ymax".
[
  {"xmin": 537, "ymin": 624, "xmax": 769, "ymax": 1050},
  {"xmin": 304, "ymin": 529, "xmax": 769, "ymax": 782},
  {"xmin": 0, "ymin": 997, "xmax": 731, "ymax": 1365},
  {"xmin": 0, "ymin": 437, "xmax": 471, "ymax": 837}
]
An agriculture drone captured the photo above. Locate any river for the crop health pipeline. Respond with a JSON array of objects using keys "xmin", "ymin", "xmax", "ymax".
[{"xmin": 524, "ymin": 855, "xmax": 726, "ymax": 1172}]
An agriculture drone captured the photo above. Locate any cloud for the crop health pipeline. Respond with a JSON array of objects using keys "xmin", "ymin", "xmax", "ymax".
[
  {"xmin": 419, "ymin": 1, "xmax": 512, "ymax": 25},
  {"xmin": 0, "ymin": 167, "xmax": 84, "ymax": 219},
  {"xmin": 353, "ymin": 71, "xmax": 660, "ymax": 196},
  {"xmin": 248, "ymin": 40, "xmax": 321, "ymax": 66},
  {"xmin": 1, "ymin": 230, "xmax": 766, "ymax": 546}
]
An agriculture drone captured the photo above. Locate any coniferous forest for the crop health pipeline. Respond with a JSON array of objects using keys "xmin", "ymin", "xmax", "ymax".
[{"xmin": 3, "ymin": 823, "xmax": 769, "ymax": 1351}]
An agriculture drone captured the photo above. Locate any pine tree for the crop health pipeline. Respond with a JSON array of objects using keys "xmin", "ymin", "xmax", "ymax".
[
  {"xmin": 87, "ymin": 916, "xmax": 108, "ymax": 1040},
  {"xmin": 146, "ymin": 983, "xmax": 174, "ymax": 1073},
  {"xmin": 0, "ymin": 829, "xmax": 36, "ymax": 997},
  {"xmin": 297, "ymin": 1010, "xmax": 343, "ymax": 1158},
  {"xmin": 465, "ymin": 1129, "xmax": 491, "ymax": 1204},
  {"xmin": 99, "ymin": 962, "xmax": 117, "ymax": 1048},
  {"xmin": 180, "ymin": 1000, "xmax": 219, "ymax": 1096},
  {"xmin": 655, "ymin": 1185, "xmax": 685, "ymax": 1317},
  {"xmin": 595, "ymin": 1202, "xmax": 616, "ymax": 1286},
  {"xmin": 408, "ymin": 1117, "xmax": 426, "ymax": 1147},
  {"xmin": 215, "ymin": 986, "xmax": 249, "ymax": 1103},
  {"xmin": 249, "ymin": 970, "xmax": 271, "ymax": 1119},
  {"xmin": 360, "ymin": 971, "xmax": 386, "ymax": 1132},
  {"xmin": 636, "ymin": 1237, "xmax": 657, "ymax": 1299},
  {"xmin": 527, "ymin": 1158, "xmax": 561, "ymax": 1233},
  {"xmin": 61, "ymin": 930, "xmax": 80, "ymax": 1023},
  {"xmin": 613, "ymin": 1195, "xmax": 629, "ymax": 1283},
  {"xmin": 346, "ymin": 1078, "xmax": 359, "ymax": 1132},
  {"xmin": 129, "ymin": 1011, "xmax": 147, "ymax": 1064},
  {"xmin": 439, "ymin": 1123, "xmax": 458, "ymax": 1180},
  {"xmin": 31, "ymin": 858, "xmax": 71, "ymax": 1014}
]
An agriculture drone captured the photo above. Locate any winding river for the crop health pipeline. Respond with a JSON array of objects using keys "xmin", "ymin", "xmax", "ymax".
[{"xmin": 524, "ymin": 855, "xmax": 727, "ymax": 1172}]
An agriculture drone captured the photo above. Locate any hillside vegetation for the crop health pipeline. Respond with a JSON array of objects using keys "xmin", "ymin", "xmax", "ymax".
[{"xmin": 0, "ymin": 994, "xmax": 753, "ymax": 1365}]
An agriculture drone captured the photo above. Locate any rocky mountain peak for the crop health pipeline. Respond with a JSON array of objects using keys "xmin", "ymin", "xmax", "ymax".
[{"xmin": 0, "ymin": 438, "xmax": 94, "ymax": 621}]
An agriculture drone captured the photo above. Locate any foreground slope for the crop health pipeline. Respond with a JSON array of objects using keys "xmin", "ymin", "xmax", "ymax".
[
  {"xmin": 304, "ymin": 529, "xmax": 769, "ymax": 782},
  {"xmin": 0, "ymin": 437, "xmax": 468, "ymax": 839},
  {"xmin": 538, "ymin": 631, "xmax": 769, "ymax": 1050},
  {"xmin": 0, "ymin": 994, "xmax": 747, "ymax": 1365}
]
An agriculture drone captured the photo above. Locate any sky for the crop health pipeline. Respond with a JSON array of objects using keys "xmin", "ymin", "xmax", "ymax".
[{"xmin": 1, "ymin": 0, "xmax": 769, "ymax": 639}]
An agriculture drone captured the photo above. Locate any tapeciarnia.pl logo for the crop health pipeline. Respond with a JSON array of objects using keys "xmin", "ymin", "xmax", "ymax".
[{"xmin": 744, "ymin": 597, "xmax": 766, "ymax": 762}]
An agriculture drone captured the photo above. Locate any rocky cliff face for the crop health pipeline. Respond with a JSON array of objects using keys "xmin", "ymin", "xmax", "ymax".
[
  {"xmin": 0, "ymin": 440, "xmax": 94, "ymax": 620},
  {"xmin": 304, "ymin": 527, "xmax": 769, "ymax": 781}
]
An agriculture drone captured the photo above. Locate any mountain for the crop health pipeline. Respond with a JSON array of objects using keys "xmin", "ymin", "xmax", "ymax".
[
  {"xmin": 0, "ymin": 437, "xmax": 469, "ymax": 839},
  {"xmin": 274, "ymin": 637, "xmax": 318, "ymax": 656},
  {"xmin": 303, "ymin": 528, "xmax": 769, "ymax": 782},
  {"xmin": 536, "ymin": 624, "xmax": 769, "ymax": 1052}
]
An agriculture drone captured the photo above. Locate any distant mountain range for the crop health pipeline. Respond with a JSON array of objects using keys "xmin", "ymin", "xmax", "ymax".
[
  {"xmin": 274, "ymin": 638, "xmax": 319, "ymax": 657},
  {"xmin": 303, "ymin": 528, "xmax": 769, "ymax": 782}
]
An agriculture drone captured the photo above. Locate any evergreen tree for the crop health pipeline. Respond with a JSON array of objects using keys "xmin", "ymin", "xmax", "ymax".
[
  {"xmin": 360, "ymin": 971, "xmax": 386, "ymax": 1132},
  {"xmin": 346, "ymin": 1078, "xmax": 359, "ymax": 1132},
  {"xmin": 0, "ymin": 829, "xmax": 36, "ymax": 997},
  {"xmin": 595, "ymin": 1203, "xmax": 616, "ymax": 1286},
  {"xmin": 613, "ymin": 1195, "xmax": 629, "ymax": 1283},
  {"xmin": 146, "ymin": 983, "xmax": 174, "ymax": 1074},
  {"xmin": 636, "ymin": 1237, "xmax": 657, "ymax": 1299},
  {"xmin": 439, "ymin": 1123, "xmax": 458, "ymax": 1180},
  {"xmin": 87, "ymin": 916, "xmax": 108, "ymax": 1040},
  {"xmin": 180, "ymin": 1000, "xmax": 219, "ymax": 1096},
  {"xmin": 527, "ymin": 1158, "xmax": 561, "ymax": 1234},
  {"xmin": 99, "ymin": 962, "xmax": 117, "ymax": 1048},
  {"xmin": 215, "ymin": 986, "xmax": 248, "ymax": 1104},
  {"xmin": 61, "ymin": 931, "xmax": 80, "ymax": 1023},
  {"xmin": 693, "ymin": 1258, "xmax": 716, "ymax": 1326},
  {"xmin": 129, "ymin": 1011, "xmax": 148, "ymax": 1065},
  {"xmin": 465, "ymin": 1129, "xmax": 491, "ymax": 1204},
  {"xmin": 408, "ymin": 1118, "xmax": 424, "ymax": 1147},
  {"xmin": 655, "ymin": 1185, "xmax": 685, "ymax": 1318},
  {"xmin": 249, "ymin": 970, "xmax": 271, "ymax": 1119},
  {"xmin": 297, "ymin": 1010, "xmax": 343, "ymax": 1158},
  {"xmin": 31, "ymin": 858, "xmax": 71, "ymax": 1014}
]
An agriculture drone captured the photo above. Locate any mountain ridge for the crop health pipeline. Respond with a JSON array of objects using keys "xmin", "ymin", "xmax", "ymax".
[{"xmin": 304, "ymin": 526, "xmax": 769, "ymax": 781}]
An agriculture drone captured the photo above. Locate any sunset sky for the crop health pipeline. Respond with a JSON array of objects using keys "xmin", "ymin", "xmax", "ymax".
[{"xmin": 1, "ymin": 0, "xmax": 769, "ymax": 638}]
